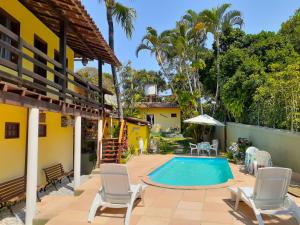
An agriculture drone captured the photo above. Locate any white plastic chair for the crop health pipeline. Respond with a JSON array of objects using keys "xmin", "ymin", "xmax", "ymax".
[
  {"xmin": 253, "ymin": 150, "xmax": 272, "ymax": 176},
  {"xmin": 229, "ymin": 167, "xmax": 300, "ymax": 225},
  {"xmin": 88, "ymin": 164, "xmax": 147, "ymax": 225},
  {"xmin": 189, "ymin": 143, "xmax": 198, "ymax": 155},
  {"xmin": 210, "ymin": 139, "xmax": 219, "ymax": 156},
  {"xmin": 245, "ymin": 147, "xmax": 259, "ymax": 174}
]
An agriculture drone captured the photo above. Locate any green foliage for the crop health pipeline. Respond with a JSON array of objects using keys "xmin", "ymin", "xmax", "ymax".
[
  {"xmin": 280, "ymin": 8, "xmax": 300, "ymax": 53},
  {"xmin": 221, "ymin": 54, "xmax": 264, "ymax": 121},
  {"xmin": 253, "ymin": 61, "xmax": 300, "ymax": 131},
  {"xmin": 112, "ymin": 124, "xmax": 120, "ymax": 138},
  {"xmin": 159, "ymin": 139, "xmax": 172, "ymax": 154},
  {"xmin": 112, "ymin": 2, "xmax": 137, "ymax": 39},
  {"xmin": 76, "ymin": 67, "xmax": 114, "ymax": 92},
  {"xmin": 182, "ymin": 123, "xmax": 203, "ymax": 142},
  {"xmin": 155, "ymin": 136, "xmax": 190, "ymax": 154},
  {"xmin": 132, "ymin": 4, "xmax": 300, "ymax": 133},
  {"xmin": 219, "ymin": 27, "xmax": 300, "ymax": 130},
  {"xmin": 119, "ymin": 62, "xmax": 167, "ymax": 118}
]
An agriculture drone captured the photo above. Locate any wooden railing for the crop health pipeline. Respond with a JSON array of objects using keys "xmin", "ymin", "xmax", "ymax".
[
  {"xmin": 0, "ymin": 24, "xmax": 103, "ymax": 110},
  {"xmin": 117, "ymin": 120, "xmax": 127, "ymax": 163}
]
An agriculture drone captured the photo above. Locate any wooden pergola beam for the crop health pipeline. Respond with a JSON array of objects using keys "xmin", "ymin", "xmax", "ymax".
[
  {"xmin": 19, "ymin": 0, "xmax": 121, "ymax": 66},
  {"xmin": 46, "ymin": 0, "xmax": 98, "ymax": 59}
]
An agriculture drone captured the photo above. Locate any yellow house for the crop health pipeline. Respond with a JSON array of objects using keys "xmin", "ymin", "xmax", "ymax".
[
  {"xmin": 136, "ymin": 102, "xmax": 181, "ymax": 133},
  {"xmin": 0, "ymin": 1, "xmax": 120, "ymax": 224}
]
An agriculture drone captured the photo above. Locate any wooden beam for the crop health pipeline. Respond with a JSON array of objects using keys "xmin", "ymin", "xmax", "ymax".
[
  {"xmin": 59, "ymin": 19, "xmax": 67, "ymax": 100},
  {"xmin": 47, "ymin": 0, "xmax": 98, "ymax": 59},
  {"xmin": 19, "ymin": 0, "xmax": 120, "ymax": 66},
  {"xmin": 0, "ymin": 89, "xmax": 100, "ymax": 120},
  {"xmin": 98, "ymin": 59, "xmax": 105, "ymax": 118}
]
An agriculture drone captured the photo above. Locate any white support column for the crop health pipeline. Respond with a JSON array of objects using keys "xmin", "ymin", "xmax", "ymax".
[
  {"xmin": 25, "ymin": 108, "xmax": 39, "ymax": 225},
  {"xmin": 74, "ymin": 115, "xmax": 82, "ymax": 189},
  {"xmin": 97, "ymin": 119, "xmax": 103, "ymax": 163}
]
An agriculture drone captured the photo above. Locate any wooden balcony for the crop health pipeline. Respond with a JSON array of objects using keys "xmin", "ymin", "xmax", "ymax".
[{"xmin": 0, "ymin": 24, "xmax": 104, "ymax": 118}]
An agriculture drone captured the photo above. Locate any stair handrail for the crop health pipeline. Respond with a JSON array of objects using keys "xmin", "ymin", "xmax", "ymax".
[{"xmin": 117, "ymin": 120, "xmax": 126, "ymax": 163}]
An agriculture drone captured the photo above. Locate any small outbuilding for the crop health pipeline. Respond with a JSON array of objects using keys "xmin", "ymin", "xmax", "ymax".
[
  {"xmin": 136, "ymin": 102, "xmax": 181, "ymax": 133},
  {"xmin": 125, "ymin": 117, "xmax": 151, "ymax": 154}
]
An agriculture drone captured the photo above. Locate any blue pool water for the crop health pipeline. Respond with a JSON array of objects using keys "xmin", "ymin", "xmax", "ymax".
[{"xmin": 149, "ymin": 157, "xmax": 233, "ymax": 186}]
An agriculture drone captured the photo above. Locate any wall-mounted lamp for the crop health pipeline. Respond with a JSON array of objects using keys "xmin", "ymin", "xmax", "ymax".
[{"xmin": 82, "ymin": 57, "xmax": 88, "ymax": 66}]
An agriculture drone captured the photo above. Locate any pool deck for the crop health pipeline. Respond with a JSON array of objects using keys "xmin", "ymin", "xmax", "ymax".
[{"xmin": 35, "ymin": 155, "xmax": 300, "ymax": 225}]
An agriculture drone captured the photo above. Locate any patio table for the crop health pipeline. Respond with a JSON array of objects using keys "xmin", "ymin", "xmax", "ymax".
[{"xmin": 197, "ymin": 142, "xmax": 211, "ymax": 156}]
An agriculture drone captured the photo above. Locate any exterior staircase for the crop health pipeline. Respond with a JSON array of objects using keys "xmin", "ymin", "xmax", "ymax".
[
  {"xmin": 101, "ymin": 120, "xmax": 127, "ymax": 164},
  {"xmin": 101, "ymin": 138, "xmax": 119, "ymax": 163}
]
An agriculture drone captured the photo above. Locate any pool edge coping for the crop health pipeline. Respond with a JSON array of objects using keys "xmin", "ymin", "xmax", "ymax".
[{"xmin": 142, "ymin": 155, "xmax": 236, "ymax": 190}]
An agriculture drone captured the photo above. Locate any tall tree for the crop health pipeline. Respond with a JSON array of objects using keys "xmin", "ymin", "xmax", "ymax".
[
  {"xmin": 136, "ymin": 27, "xmax": 174, "ymax": 91},
  {"xmin": 119, "ymin": 62, "xmax": 166, "ymax": 117},
  {"xmin": 200, "ymin": 3, "xmax": 243, "ymax": 111},
  {"xmin": 98, "ymin": 0, "xmax": 136, "ymax": 119},
  {"xmin": 280, "ymin": 8, "xmax": 300, "ymax": 54}
]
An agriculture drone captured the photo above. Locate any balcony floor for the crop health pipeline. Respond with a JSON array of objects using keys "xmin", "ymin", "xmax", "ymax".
[{"xmin": 36, "ymin": 155, "xmax": 300, "ymax": 225}]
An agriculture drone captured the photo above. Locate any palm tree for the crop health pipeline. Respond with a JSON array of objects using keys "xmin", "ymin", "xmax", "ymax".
[
  {"xmin": 136, "ymin": 27, "xmax": 174, "ymax": 91},
  {"xmin": 182, "ymin": 9, "xmax": 206, "ymax": 47},
  {"xmin": 200, "ymin": 3, "xmax": 243, "ymax": 109},
  {"xmin": 98, "ymin": 0, "xmax": 137, "ymax": 119}
]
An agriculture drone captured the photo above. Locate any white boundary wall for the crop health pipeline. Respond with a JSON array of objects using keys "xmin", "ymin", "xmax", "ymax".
[{"xmin": 215, "ymin": 122, "xmax": 300, "ymax": 174}]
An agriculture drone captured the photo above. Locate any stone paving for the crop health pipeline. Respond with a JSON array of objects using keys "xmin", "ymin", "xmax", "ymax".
[
  {"xmin": 1, "ymin": 155, "xmax": 300, "ymax": 225},
  {"xmin": 0, "ymin": 175, "xmax": 89, "ymax": 225},
  {"xmin": 39, "ymin": 155, "xmax": 300, "ymax": 225}
]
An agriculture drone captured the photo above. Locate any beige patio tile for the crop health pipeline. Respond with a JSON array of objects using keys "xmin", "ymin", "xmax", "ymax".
[
  {"xmin": 205, "ymin": 188, "xmax": 229, "ymax": 196},
  {"xmin": 129, "ymin": 215, "xmax": 142, "ymax": 225},
  {"xmin": 201, "ymin": 223, "xmax": 233, "ymax": 225},
  {"xmin": 233, "ymin": 220, "xmax": 255, "ymax": 225},
  {"xmin": 102, "ymin": 217, "xmax": 124, "ymax": 225},
  {"xmin": 132, "ymin": 206, "xmax": 147, "ymax": 216},
  {"xmin": 160, "ymin": 189, "xmax": 184, "ymax": 201},
  {"xmin": 136, "ymin": 216, "xmax": 170, "ymax": 225},
  {"xmin": 48, "ymin": 210, "xmax": 88, "ymax": 222},
  {"xmin": 93, "ymin": 216, "xmax": 111, "ymax": 224},
  {"xmin": 143, "ymin": 207, "xmax": 174, "ymax": 218},
  {"xmin": 202, "ymin": 202, "xmax": 233, "ymax": 212},
  {"xmin": 173, "ymin": 208, "xmax": 202, "ymax": 221},
  {"xmin": 201, "ymin": 211, "xmax": 235, "ymax": 224},
  {"xmin": 151, "ymin": 198, "xmax": 180, "ymax": 208},
  {"xmin": 177, "ymin": 201, "xmax": 203, "ymax": 210},
  {"xmin": 35, "ymin": 155, "xmax": 299, "ymax": 225},
  {"xmin": 182, "ymin": 190, "xmax": 205, "ymax": 202},
  {"xmin": 204, "ymin": 196, "xmax": 228, "ymax": 203},
  {"xmin": 168, "ymin": 218, "xmax": 201, "ymax": 225}
]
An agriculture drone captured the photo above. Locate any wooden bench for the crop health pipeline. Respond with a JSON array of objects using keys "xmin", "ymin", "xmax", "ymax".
[
  {"xmin": 0, "ymin": 176, "xmax": 42, "ymax": 214},
  {"xmin": 43, "ymin": 163, "xmax": 73, "ymax": 191}
]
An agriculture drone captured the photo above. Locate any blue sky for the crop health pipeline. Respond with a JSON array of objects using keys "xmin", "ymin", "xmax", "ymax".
[{"xmin": 75, "ymin": 0, "xmax": 300, "ymax": 72}]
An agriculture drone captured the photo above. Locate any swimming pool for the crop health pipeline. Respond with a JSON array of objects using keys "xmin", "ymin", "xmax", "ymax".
[{"xmin": 148, "ymin": 157, "xmax": 233, "ymax": 186}]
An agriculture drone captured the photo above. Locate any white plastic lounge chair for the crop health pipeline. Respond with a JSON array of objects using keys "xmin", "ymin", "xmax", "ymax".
[
  {"xmin": 210, "ymin": 139, "xmax": 219, "ymax": 156},
  {"xmin": 253, "ymin": 150, "xmax": 272, "ymax": 176},
  {"xmin": 189, "ymin": 143, "xmax": 198, "ymax": 155},
  {"xmin": 229, "ymin": 167, "xmax": 300, "ymax": 225},
  {"xmin": 88, "ymin": 164, "xmax": 147, "ymax": 225},
  {"xmin": 245, "ymin": 147, "xmax": 259, "ymax": 174}
]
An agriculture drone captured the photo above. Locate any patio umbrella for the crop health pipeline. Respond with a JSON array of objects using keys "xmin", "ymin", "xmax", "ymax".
[{"xmin": 184, "ymin": 114, "xmax": 225, "ymax": 126}]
